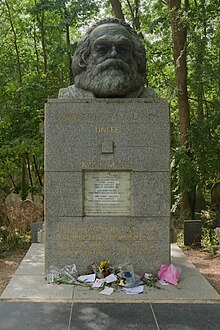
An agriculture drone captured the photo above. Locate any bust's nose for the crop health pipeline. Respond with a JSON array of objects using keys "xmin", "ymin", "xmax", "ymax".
[{"xmin": 109, "ymin": 46, "xmax": 118, "ymax": 58}]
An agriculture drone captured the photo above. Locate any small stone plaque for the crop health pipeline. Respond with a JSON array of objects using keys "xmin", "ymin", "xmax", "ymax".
[{"xmin": 84, "ymin": 171, "xmax": 132, "ymax": 216}]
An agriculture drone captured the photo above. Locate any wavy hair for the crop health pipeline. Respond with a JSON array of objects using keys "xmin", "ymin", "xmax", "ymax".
[{"xmin": 72, "ymin": 18, "xmax": 146, "ymax": 83}]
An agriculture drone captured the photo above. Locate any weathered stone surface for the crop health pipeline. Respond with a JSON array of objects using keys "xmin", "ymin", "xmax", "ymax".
[
  {"xmin": 5, "ymin": 193, "xmax": 22, "ymax": 208},
  {"xmin": 45, "ymin": 99, "xmax": 170, "ymax": 274},
  {"xmin": 45, "ymin": 216, "xmax": 170, "ymax": 274},
  {"xmin": 44, "ymin": 172, "xmax": 82, "ymax": 216},
  {"xmin": 45, "ymin": 99, "xmax": 169, "ymax": 172}
]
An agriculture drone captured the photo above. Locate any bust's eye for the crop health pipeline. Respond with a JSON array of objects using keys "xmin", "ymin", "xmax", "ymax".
[
  {"xmin": 117, "ymin": 45, "xmax": 130, "ymax": 54},
  {"xmin": 95, "ymin": 44, "xmax": 109, "ymax": 55}
]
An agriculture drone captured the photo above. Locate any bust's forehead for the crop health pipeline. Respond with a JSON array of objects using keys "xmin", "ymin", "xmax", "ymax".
[{"xmin": 89, "ymin": 23, "xmax": 131, "ymax": 42}]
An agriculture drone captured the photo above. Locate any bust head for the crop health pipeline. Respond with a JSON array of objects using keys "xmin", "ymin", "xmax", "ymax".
[{"xmin": 72, "ymin": 18, "xmax": 146, "ymax": 98}]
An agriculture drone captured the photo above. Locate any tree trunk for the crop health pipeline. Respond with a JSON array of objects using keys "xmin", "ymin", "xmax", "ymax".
[
  {"xmin": 133, "ymin": 0, "xmax": 141, "ymax": 32},
  {"xmin": 167, "ymin": 0, "xmax": 194, "ymax": 218},
  {"xmin": 66, "ymin": 24, "xmax": 73, "ymax": 84},
  {"xmin": 21, "ymin": 154, "xmax": 28, "ymax": 201},
  {"xmin": 33, "ymin": 155, "xmax": 43, "ymax": 187},
  {"xmin": 39, "ymin": 12, "xmax": 47, "ymax": 74},
  {"xmin": 33, "ymin": 24, "xmax": 40, "ymax": 74},
  {"xmin": 195, "ymin": 0, "xmax": 207, "ymax": 119},
  {"xmin": 35, "ymin": 1, "xmax": 47, "ymax": 75},
  {"xmin": 167, "ymin": 0, "xmax": 190, "ymax": 146},
  {"xmin": 27, "ymin": 154, "xmax": 34, "ymax": 200},
  {"xmin": 63, "ymin": 4, "xmax": 74, "ymax": 84},
  {"xmin": 5, "ymin": 1, "xmax": 22, "ymax": 94},
  {"xmin": 109, "ymin": 0, "xmax": 125, "ymax": 20}
]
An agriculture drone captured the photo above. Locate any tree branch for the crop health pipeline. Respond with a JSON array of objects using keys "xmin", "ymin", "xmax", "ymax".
[{"xmin": 109, "ymin": 0, "xmax": 125, "ymax": 20}]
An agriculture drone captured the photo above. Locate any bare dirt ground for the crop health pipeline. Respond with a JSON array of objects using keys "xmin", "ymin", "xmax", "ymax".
[
  {"xmin": 183, "ymin": 247, "xmax": 220, "ymax": 294},
  {"xmin": 0, "ymin": 247, "xmax": 220, "ymax": 296}
]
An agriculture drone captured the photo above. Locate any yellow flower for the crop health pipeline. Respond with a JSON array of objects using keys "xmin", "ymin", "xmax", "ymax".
[{"xmin": 99, "ymin": 261, "xmax": 111, "ymax": 272}]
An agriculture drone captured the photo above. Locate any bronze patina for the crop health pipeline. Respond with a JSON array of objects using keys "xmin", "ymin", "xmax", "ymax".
[{"xmin": 59, "ymin": 18, "xmax": 156, "ymax": 98}]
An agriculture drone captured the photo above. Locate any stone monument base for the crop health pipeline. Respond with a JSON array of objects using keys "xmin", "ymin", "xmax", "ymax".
[{"xmin": 45, "ymin": 99, "xmax": 170, "ymax": 274}]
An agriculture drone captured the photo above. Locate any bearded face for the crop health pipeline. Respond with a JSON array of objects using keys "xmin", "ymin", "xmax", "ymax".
[
  {"xmin": 74, "ymin": 24, "xmax": 144, "ymax": 97},
  {"xmin": 75, "ymin": 57, "xmax": 142, "ymax": 97}
]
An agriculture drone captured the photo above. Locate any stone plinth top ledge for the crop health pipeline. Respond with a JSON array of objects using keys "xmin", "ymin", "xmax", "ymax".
[{"xmin": 46, "ymin": 97, "xmax": 167, "ymax": 104}]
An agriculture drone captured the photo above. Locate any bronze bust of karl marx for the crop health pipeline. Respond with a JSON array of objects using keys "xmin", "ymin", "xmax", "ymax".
[{"xmin": 59, "ymin": 18, "xmax": 156, "ymax": 99}]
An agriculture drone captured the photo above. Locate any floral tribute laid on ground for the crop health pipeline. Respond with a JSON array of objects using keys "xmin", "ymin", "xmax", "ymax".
[{"xmin": 46, "ymin": 260, "xmax": 181, "ymax": 295}]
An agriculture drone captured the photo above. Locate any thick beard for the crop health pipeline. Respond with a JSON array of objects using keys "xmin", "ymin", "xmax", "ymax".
[{"xmin": 75, "ymin": 59, "xmax": 143, "ymax": 97}]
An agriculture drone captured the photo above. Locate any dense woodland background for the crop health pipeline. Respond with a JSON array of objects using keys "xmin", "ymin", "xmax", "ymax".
[{"xmin": 0, "ymin": 0, "xmax": 220, "ymax": 237}]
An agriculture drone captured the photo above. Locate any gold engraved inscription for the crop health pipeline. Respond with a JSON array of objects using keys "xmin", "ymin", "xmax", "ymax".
[
  {"xmin": 53, "ymin": 224, "xmax": 159, "ymax": 258},
  {"xmin": 57, "ymin": 112, "xmax": 156, "ymax": 122},
  {"xmin": 54, "ymin": 226, "xmax": 158, "ymax": 244},
  {"xmin": 96, "ymin": 126, "xmax": 119, "ymax": 133}
]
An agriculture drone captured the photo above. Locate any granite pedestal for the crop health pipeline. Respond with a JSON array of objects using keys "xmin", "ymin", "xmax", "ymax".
[{"xmin": 44, "ymin": 98, "xmax": 170, "ymax": 273}]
